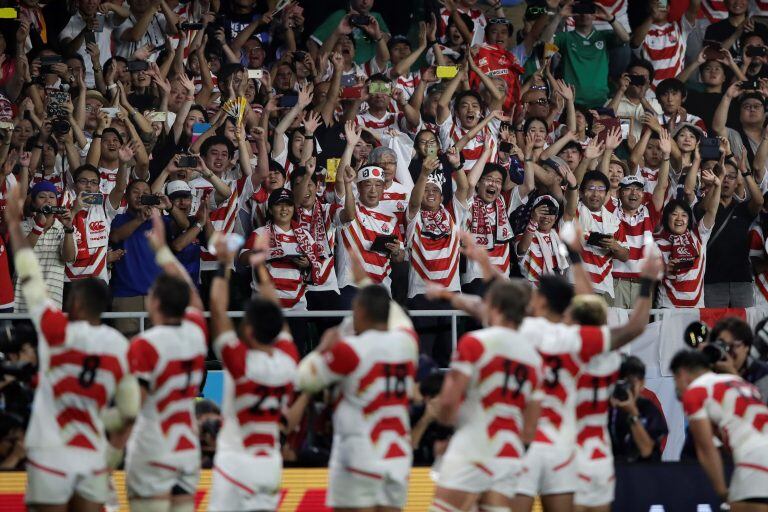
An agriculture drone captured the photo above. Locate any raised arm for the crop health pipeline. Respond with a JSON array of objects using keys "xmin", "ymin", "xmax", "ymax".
[
  {"xmin": 608, "ymin": 252, "xmax": 662, "ymax": 349},
  {"xmin": 712, "ymin": 83, "xmax": 740, "ymax": 138},
  {"xmin": 436, "ymin": 67, "xmax": 465, "ymax": 125},
  {"xmin": 108, "ymin": 142, "xmax": 134, "ymax": 210},
  {"xmin": 700, "ymin": 168, "xmax": 722, "ymax": 229},
  {"xmin": 407, "ymin": 155, "xmax": 440, "ymax": 222},
  {"xmin": 653, "ymin": 128, "xmax": 673, "ymax": 212}
]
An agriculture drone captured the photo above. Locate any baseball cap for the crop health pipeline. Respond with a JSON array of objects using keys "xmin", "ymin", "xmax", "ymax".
[
  {"xmin": 672, "ymin": 122, "xmax": 704, "ymax": 140},
  {"xmin": 609, "ymin": 158, "xmax": 630, "ymax": 176},
  {"xmin": 267, "ymin": 187, "xmax": 294, "ymax": 209},
  {"xmin": 541, "ymin": 155, "xmax": 568, "ymax": 173},
  {"xmin": 618, "ymin": 174, "xmax": 644, "ymax": 188},
  {"xmin": 356, "ymin": 165, "xmax": 385, "ymax": 184},
  {"xmin": 85, "ymin": 90, "xmax": 108, "ymax": 106},
  {"xmin": 166, "ymin": 180, "xmax": 192, "ymax": 198},
  {"xmin": 30, "ymin": 180, "xmax": 59, "ymax": 199},
  {"xmin": 532, "ymin": 194, "xmax": 560, "ymax": 214}
]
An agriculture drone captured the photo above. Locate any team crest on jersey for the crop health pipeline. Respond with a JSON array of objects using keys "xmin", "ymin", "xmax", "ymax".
[
  {"xmin": 478, "ymin": 57, "xmax": 489, "ymax": 67},
  {"xmin": 595, "ymin": 40, "xmax": 605, "ymax": 50},
  {"xmin": 476, "ymin": 132, "xmax": 485, "ymax": 143},
  {"xmin": 396, "ymin": 201, "xmax": 405, "ymax": 211},
  {"xmin": 381, "ymin": 224, "xmax": 390, "ymax": 233}
]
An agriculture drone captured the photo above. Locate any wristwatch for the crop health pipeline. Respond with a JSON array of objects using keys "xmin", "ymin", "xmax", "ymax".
[
  {"xmin": 627, "ymin": 415, "xmax": 640, "ymax": 426},
  {"xmin": 742, "ymin": 171, "xmax": 753, "ymax": 178},
  {"xmin": 63, "ymin": 226, "xmax": 75, "ymax": 234}
]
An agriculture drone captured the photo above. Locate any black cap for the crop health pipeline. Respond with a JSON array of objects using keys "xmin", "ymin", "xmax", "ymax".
[{"xmin": 267, "ymin": 187, "xmax": 294, "ymax": 209}]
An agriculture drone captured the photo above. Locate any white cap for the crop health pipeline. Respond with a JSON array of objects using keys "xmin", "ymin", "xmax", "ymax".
[{"xmin": 166, "ymin": 180, "xmax": 192, "ymax": 197}]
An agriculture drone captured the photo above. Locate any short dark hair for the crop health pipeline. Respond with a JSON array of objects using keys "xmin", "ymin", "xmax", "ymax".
[
  {"xmin": 619, "ymin": 355, "xmax": 646, "ymax": 380},
  {"xmin": 150, "ymin": 273, "xmax": 190, "ymax": 319},
  {"xmin": 72, "ymin": 164, "xmax": 100, "ymax": 181},
  {"xmin": 670, "ymin": 349, "xmax": 711, "ymax": 374},
  {"xmin": 367, "ymin": 72, "xmax": 391, "ymax": 84},
  {"xmin": 101, "ymin": 127, "xmax": 124, "ymax": 144},
  {"xmin": 627, "ymin": 58, "xmax": 655, "ymax": 84},
  {"xmin": 580, "ymin": 170, "xmax": 610, "ymax": 192},
  {"xmin": 200, "ymin": 135, "xmax": 235, "ymax": 158},
  {"xmin": 559, "ymin": 140, "xmax": 583, "ymax": 155},
  {"xmin": 244, "ymin": 297, "xmax": 284, "ymax": 345},
  {"xmin": 486, "ymin": 280, "xmax": 530, "ymax": 324},
  {"xmin": 67, "ymin": 278, "xmax": 111, "ymax": 317},
  {"xmin": 353, "ymin": 285, "xmax": 391, "ymax": 324},
  {"xmin": 709, "ymin": 317, "xmax": 754, "ymax": 347},
  {"xmin": 538, "ymin": 275, "xmax": 574, "ymax": 315},
  {"xmin": 655, "ymin": 78, "xmax": 687, "ymax": 98},
  {"xmin": 524, "ymin": 116, "xmax": 548, "ymax": 134},
  {"xmin": 453, "ymin": 90, "xmax": 484, "ymax": 111},
  {"xmin": 662, "ymin": 199, "xmax": 694, "ymax": 233}
]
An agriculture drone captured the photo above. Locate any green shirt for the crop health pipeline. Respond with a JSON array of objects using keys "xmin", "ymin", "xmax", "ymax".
[
  {"xmin": 311, "ymin": 10, "xmax": 390, "ymax": 65},
  {"xmin": 554, "ymin": 30, "xmax": 620, "ymax": 108}
]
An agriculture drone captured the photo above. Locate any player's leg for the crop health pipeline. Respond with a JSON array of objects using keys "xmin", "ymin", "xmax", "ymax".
[
  {"xmin": 574, "ymin": 505, "xmax": 610, "ymax": 512},
  {"xmin": 477, "ymin": 490, "xmax": 514, "ymax": 511},
  {"xmin": 128, "ymin": 497, "xmax": 171, "ymax": 512},
  {"xmin": 730, "ymin": 501, "xmax": 768, "ymax": 512},
  {"xmin": 68, "ymin": 493, "xmax": 104, "ymax": 512},
  {"xmin": 168, "ymin": 495, "xmax": 195, "ymax": 512},
  {"xmin": 27, "ymin": 506, "xmax": 68, "ymax": 512},
  {"xmin": 511, "ymin": 494, "xmax": 535, "ymax": 512},
  {"xmin": 430, "ymin": 486, "xmax": 479, "ymax": 511},
  {"xmin": 25, "ymin": 451, "xmax": 76, "ymax": 512},
  {"xmin": 540, "ymin": 493, "xmax": 575, "ymax": 512}
]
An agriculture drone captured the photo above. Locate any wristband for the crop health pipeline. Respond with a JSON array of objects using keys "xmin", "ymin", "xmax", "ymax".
[
  {"xmin": 107, "ymin": 83, "xmax": 118, "ymax": 90},
  {"xmin": 427, "ymin": 39, "xmax": 437, "ymax": 47},
  {"xmin": 63, "ymin": 226, "xmax": 75, "ymax": 234},
  {"xmin": 31, "ymin": 223, "xmax": 45, "ymax": 236},
  {"xmin": 214, "ymin": 264, "xmax": 231, "ymax": 280},
  {"xmin": 34, "ymin": 144, "xmax": 44, "ymax": 149},
  {"xmin": 155, "ymin": 245, "xmax": 176, "ymax": 267},
  {"xmin": 93, "ymin": 66, "xmax": 102, "ymax": 73},
  {"xmin": 742, "ymin": 171, "xmax": 753, "ymax": 177},
  {"xmin": 725, "ymin": 153, "xmax": 735, "ymax": 159},
  {"xmin": 303, "ymin": 131, "xmax": 314, "ymax": 138},
  {"xmin": 566, "ymin": 182, "xmax": 579, "ymax": 190},
  {"xmin": 567, "ymin": 246, "xmax": 582, "ymax": 264},
  {"xmin": 609, "ymin": 16, "xmax": 616, "ymax": 23},
  {"xmin": 92, "ymin": 133, "xmax": 102, "ymax": 139},
  {"xmin": 194, "ymin": 222, "xmax": 203, "ymax": 230},
  {"xmin": 639, "ymin": 277, "xmax": 654, "ymax": 298}
]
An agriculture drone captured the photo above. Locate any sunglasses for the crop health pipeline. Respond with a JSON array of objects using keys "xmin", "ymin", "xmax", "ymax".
[
  {"xmin": 488, "ymin": 17, "xmax": 512, "ymax": 25},
  {"xmin": 527, "ymin": 98, "xmax": 549, "ymax": 105}
]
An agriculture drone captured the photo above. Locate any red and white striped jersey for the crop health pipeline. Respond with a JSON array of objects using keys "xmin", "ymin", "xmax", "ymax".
[
  {"xmin": 65, "ymin": 197, "xmax": 119, "ymax": 282},
  {"xmin": 25, "ymin": 299, "xmax": 129, "ymax": 453},
  {"xmin": 355, "ymin": 109, "xmax": 403, "ymax": 139},
  {"xmin": 393, "ymin": 70, "xmax": 421, "ymax": 101},
  {"xmin": 575, "ymin": 352, "xmax": 621, "ymax": 461},
  {"xmin": 749, "ymin": 222, "xmax": 768, "ymax": 304},
  {"xmin": 573, "ymin": 202, "xmax": 625, "ymax": 298},
  {"xmin": 438, "ymin": 6, "xmax": 486, "ymax": 46},
  {"xmin": 655, "ymin": 222, "xmax": 712, "ymax": 308},
  {"xmin": 199, "ymin": 176, "xmax": 252, "ymax": 270},
  {"xmin": 0, "ymin": 173, "xmax": 18, "ymax": 221},
  {"xmin": 639, "ymin": 20, "xmax": 689, "ymax": 89},
  {"xmin": 379, "ymin": 180, "xmax": 410, "ymax": 232},
  {"xmin": 243, "ymin": 225, "xmax": 313, "ymax": 310},
  {"xmin": 565, "ymin": 0, "xmax": 629, "ymax": 31},
  {"xmin": 683, "ymin": 372, "xmax": 768, "ymax": 463},
  {"xmin": 438, "ymin": 115, "xmax": 499, "ymax": 173},
  {"xmin": 213, "ymin": 330, "xmax": 298, "ymax": 457},
  {"xmin": 406, "ymin": 198, "xmax": 468, "ymax": 298},
  {"xmin": 126, "ymin": 308, "xmax": 207, "ymax": 461},
  {"xmin": 310, "ymin": 326, "xmax": 419, "ymax": 461},
  {"xmin": 30, "ymin": 171, "xmax": 66, "ymax": 196},
  {"xmin": 244, "ymin": 184, "xmax": 271, "ymax": 229},
  {"xmin": 297, "ymin": 202, "xmax": 341, "ymax": 292},
  {"xmin": 335, "ymin": 203, "xmax": 401, "ymax": 289},
  {"xmin": 516, "ymin": 229, "xmax": 569, "ymax": 286},
  {"xmin": 609, "ymin": 204, "xmax": 660, "ymax": 279},
  {"xmin": 519, "ymin": 317, "xmax": 611, "ymax": 446},
  {"xmin": 756, "ymin": 0, "xmax": 768, "ymax": 16},
  {"xmin": 700, "ymin": 0, "xmax": 728, "ymax": 22},
  {"xmin": 448, "ymin": 326, "xmax": 543, "ymax": 462},
  {"xmin": 98, "ymin": 165, "xmax": 118, "ymax": 194}
]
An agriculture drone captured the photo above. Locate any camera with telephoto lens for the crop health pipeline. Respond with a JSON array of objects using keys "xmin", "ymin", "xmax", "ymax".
[
  {"xmin": 46, "ymin": 91, "xmax": 71, "ymax": 135},
  {"xmin": 612, "ymin": 379, "xmax": 631, "ymax": 401},
  {"xmin": 40, "ymin": 205, "xmax": 67, "ymax": 215},
  {"xmin": 703, "ymin": 339, "xmax": 729, "ymax": 365}
]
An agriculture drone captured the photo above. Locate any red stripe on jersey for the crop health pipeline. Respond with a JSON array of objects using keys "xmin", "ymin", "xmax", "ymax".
[
  {"xmin": 358, "ymin": 361, "xmax": 416, "ymax": 394},
  {"xmin": 184, "ymin": 308, "xmax": 208, "ymax": 339},
  {"xmin": 541, "ymin": 407, "xmax": 563, "ymax": 429},
  {"xmin": 275, "ymin": 339, "xmax": 299, "ymax": 363},
  {"xmin": 487, "ymin": 416, "xmax": 520, "ymax": 438},
  {"xmin": 220, "ymin": 340, "xmax": 247, "ymax": 380},
  {"xmin": 243, "ymin": 432, "xmax": 276, "ymax": 447},
  {"xmin": 496, "ymin": 443, "xmax": 520, "ymax": 458},
  {"xmin": 370, "ymin": 416, "xmax": 407, "ymax": 442},
  {"xmin": 736, "ymin": 462, "xmax": 768, "ymax": 474},
  {"xmin": 481, "ymin": 388, "xmax": 525, "ymax": 409},
  {"xmin": 156, "ymin": 385, "xmax": 198, "ymax": 413},
  {"xmin": 41, "ymin": 306, "xmax": 68, "ymax": 346},
  {"xmin": 214, "ymin": 466, "xmax": 256, "ymax": 495},
  {"xmin": 49, "ymin": 350, "xmax": 124, "ymax": 383},
  {"xmin": 754, "ymin": 414, "xmax": 768, "ymax": 432},
  {"xmin": 27, "ymin": 458, "xmax": 68, "ymax": 477},
  {"xmin": 128, "ymin": 337, "xmax": 160, "ymax": 375},
  {"xmin": 53, "ymin": 376, "xmax": 107, "ymax": 408},
  {"xmin": 578, "ymin": 327, "xmax": 606, "ymax": 360},
  {"xmin": 362, "ymin": 392, "xmax": 410, "ymax": 415},
  {"xmin": 479, "ymin": 357, "xmax": 539, "ymax": 389},
  {"xmin": 155, "ymin": 355, "xmax": 205, "ymax": 390},
  {"xmin": 160, "ymin": 410, "xmax": 193, "ymax": 434},
  {"xmin": 56, "ymin": 406, "xmax": 98, "ymax": 433},
  {"xmin": 455, "ymin": 334, "xmax": 484, "ymax": 364},
  {"xmin": 68, "ymin": 433, "xmax": 97, "ymax": 450},
  {"xmin": 576, "ymin": 399, "xmax": 609, "ymax": 418},
  {"xmin": 577, "ymin": 425, "xmax": 606, "ymax": 445}
]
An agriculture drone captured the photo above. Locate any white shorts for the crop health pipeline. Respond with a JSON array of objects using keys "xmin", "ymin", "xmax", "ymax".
[
  {"xmin": 729, "ymin": 461, "xmax": 768, "ymax": 502},
  {"xmin": 125, "ymin": 451, "xmax": 200, "ymax": 499},
  {"xmin": 437, "ymin": 452, "xmax": 521, "ymax": 499},
  {"xmin": 25, "ymin": 446, "xmax": 109, "ymax": 505},
  {"xmin": 516, "ymin": 442, "xmax": 577, "ymax": 497},
  {"xmin": 327, "ymin": 435, "xmax": 411, "ymax": 509},
  {"xmin": 574, "ymin": 452, "xmax": 615, "ymax": 507},
  {"xmin": 208, "ymin": 451, "xmax": 282, "ymax": 512}
]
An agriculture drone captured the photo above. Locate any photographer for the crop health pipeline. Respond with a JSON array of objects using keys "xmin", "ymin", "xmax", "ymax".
[
  {"xmin": 109, "ymin": 179, "xmax": 187, "ymax": 336},
  {"xmin": 0, "ymin": 412, "xmax": 25, "ymax": 470},
  {"xmin": 13, "ymin": 181, "xmax": 75, "ymax": 312},
  {"xmin": 608, "ymin": 356, "xmax": 668, "ymax": 462},
  {"xmin": 704, "ymin": 317, "xmax": 768, "ymax": 402},
  {"xmin": 0, "ymin": 322, "xmax": 37, "ymax": 426}
]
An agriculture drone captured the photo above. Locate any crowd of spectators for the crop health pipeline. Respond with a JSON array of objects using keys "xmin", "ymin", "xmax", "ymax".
[{"xmin": 1, "ymin": 0, "xmax": 768, "ymax": 469}]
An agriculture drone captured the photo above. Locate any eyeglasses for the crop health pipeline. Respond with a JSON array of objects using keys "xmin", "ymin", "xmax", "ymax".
[
  {"xmin": 586, "ymin": 185, "xmax": 607, "ymax": 192},
  {"xmin": 742, "ymin": 103, "xmax": 764, "ymax": 111},
  {"xmin": 379, "ymin": 161, "xmax": 397, "ymax": 167},
  {"xmin": 488, "ymin": 17, "xmax": 512, "ymax": 25},
  {"xmin": 482, "ymin": 177, "xmax": 503, "ymax": 186},
  {"xmin": 723, "ymin": 173, "xmax": 738, "ymax": 181},
  {"xmin": 76, "ymin": 178, "xmax": 100, "ymax": 186},
  {"xmin": 526, "ymin": 98, "xmax": 549, "ymax": 105}
]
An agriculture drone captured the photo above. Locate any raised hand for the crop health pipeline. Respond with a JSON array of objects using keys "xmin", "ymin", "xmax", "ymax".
[
  {"xmin": 584, "ymin": 138, "xmax": 605, "ymax": 160},
  {"xmin": 343, "ymin": 120, "xmax": 362, "ymax": 147},
  {"xmin": 118, "ymin": 141, "xmax": 137, "ymax": 163},
  {"xmin": 658, "ymin": 127, "xmax": 672, "ymax": 156},
  {"xmin": 303, "ymin": 110, "xmax": 322, "ymax": 134},
  {"xmin": 297, "ymin": 83, "xmax": 314, "ymax": 107}
]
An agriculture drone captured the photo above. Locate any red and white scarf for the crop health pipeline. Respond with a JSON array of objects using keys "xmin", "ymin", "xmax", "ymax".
[
  {"xmin": 421, "ymin": 207, "xmax": 451, "ymax": 239},
  {"xmin": 470, "ymin": 196, "xmax": 513, "ymax": 249},
  {"xmin": 266, "ymin": 221, "xmax": 324, "ymax": 284}
]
